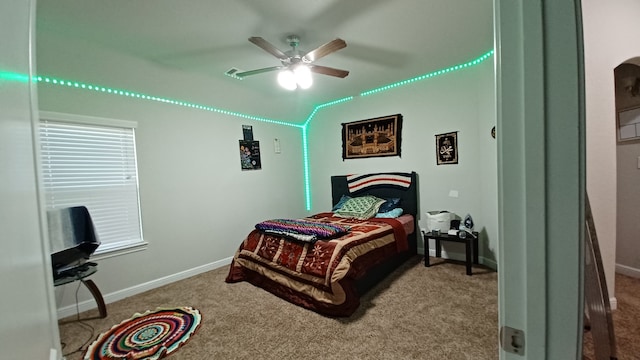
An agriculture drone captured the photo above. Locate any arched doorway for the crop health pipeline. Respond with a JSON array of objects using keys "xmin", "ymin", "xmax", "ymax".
[{"xmin": 614, "ymin": 59, "xmax": 640, "ymax": 276}]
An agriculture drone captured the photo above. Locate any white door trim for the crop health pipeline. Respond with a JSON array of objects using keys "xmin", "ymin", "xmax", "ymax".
[{"xmin": 495, "ymin": 0, "xmax": 585, "ymax": 358}]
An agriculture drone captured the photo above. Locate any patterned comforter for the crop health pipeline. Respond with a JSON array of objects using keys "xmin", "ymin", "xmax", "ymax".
[{"xmin": 225, "ymin": 212, "xmax": 409, "ymax": 316}]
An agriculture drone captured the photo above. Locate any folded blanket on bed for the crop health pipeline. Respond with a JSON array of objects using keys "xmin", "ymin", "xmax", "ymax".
[
  {"xmin": 261, "ymin": 229, "xmax": 317, "ymax": 243},
  {"xmin": 255, "ymin": 218, "xmax": 350, "ymax": 243}
]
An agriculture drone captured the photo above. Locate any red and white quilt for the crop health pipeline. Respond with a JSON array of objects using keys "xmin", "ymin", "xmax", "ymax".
[{"xmin": 225, "ymin": 212, "xmax": 409, "ymax": 316}]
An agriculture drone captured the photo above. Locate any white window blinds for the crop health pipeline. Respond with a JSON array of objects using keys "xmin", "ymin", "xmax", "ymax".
[{"xmin": 40, "ymin": 114, "xmax": 143, "ymax": 254}]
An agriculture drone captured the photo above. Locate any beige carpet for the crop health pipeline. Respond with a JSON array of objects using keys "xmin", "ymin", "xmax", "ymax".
[
  {"xmin": 583, "ymin": 272, "xmax": 640, "ymax": 360},
  {"xmin": 59, "ymin": 256, "xmax": 499, "ymax": 359}
]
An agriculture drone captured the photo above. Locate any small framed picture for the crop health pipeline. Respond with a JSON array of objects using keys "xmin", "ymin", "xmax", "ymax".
[
  {"xmin": 435, "ymin": 131, "xmax": 458, "ymax": 165},
  {"xmin": 239, "ymin": 140, "xmax": 261, "ymax": 170},
  {"xmin": 242, "ymin": 125, "xmax": 254, "ymax": 141}
]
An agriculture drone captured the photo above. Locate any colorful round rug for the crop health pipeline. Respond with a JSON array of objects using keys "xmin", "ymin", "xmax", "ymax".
[{"xmin": 83, "ymin": 306, "xmax": 201, "ymax": 360}]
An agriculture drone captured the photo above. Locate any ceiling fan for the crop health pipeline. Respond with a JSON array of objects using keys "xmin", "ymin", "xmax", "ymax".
[{"xmin": 235, "ymin": 35, "xmax": 350, "ymax": 89}]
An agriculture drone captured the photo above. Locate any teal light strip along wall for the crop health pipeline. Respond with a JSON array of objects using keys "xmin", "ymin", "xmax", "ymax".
[
  {"xmin": 360, "ymin": 50, "xmax": 494, "ymax": 97},
  {"xmin": 303, "ymin": 96, "xmax": 354, "ymax": 127},
  {"xmin": 19, "ymin": 50, "xmax": 494, "ymax": 212},
  {"xmin": 301, "ymin": 126, "xmax": 311, "ymax": 209},
  {"xmin": 300, "ymin": 95, "xmax": 354, "ymax": 210},
  {"xmin": 34, "ymin": 75, "xmax": 301, "ymax": 128},
  {"xmin": 0, "ymin": 71, "xmax": 30, "ymax": 83}
]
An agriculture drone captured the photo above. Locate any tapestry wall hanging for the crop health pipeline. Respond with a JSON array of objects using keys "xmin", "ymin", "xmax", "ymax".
[
  {"xmin": 239, "ymin": 140, "xmax": 261, "ymax": 170},
  {"xmin": 342, "ymin": 114, "xmax": 403, "ymax": 160},
  {"xmin": 435, "ymin": 131, "xmax": 458, "ymax": 165}
]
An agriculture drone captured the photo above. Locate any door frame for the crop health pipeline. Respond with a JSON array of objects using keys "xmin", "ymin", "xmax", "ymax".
[
  {"xmin": 10, "ymin": 0, "xmax": 587, "ymax": 358},
  {"xmin": 495, "ymin": 0, "xmax": 585, "ymax": 358}
]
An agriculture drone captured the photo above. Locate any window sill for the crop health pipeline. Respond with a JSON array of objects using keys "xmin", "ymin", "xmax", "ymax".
[{"xmin": 92, "ymin": 241, "xmax": 148, "ymax": 261}]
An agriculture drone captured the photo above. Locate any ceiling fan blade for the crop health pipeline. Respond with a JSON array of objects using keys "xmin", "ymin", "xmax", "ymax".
[
  {"xmin": 310, "ymin": 65, "xmax": 349, "ymax": 78},
  {"xmin": 235, "ymin": 66, "xmax": 283, "ymax": 78},
  {"xmin": 248, "ymin": 37, "xmax": 289, "ymax": 61},
  {"xmin": 302, "ymin": 38, "xmax": 347, "ymax": 63}
]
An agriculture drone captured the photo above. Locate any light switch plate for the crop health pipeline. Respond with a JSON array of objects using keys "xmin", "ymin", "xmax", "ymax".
[
  {"xmin": 449, "ymin": 190, "xmax": 459, "ymax": 198},
  {"xmin": 274, "ymin": 138, "xmax": 281, "ymax": 154}
]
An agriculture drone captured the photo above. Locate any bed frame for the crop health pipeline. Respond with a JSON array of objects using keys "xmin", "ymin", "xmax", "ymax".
[
  {"xmin": 330, "ymin": 171, "xmax": 419, "ymax": 295},
  {"xmin": 226, "ymin": 171, "xmax": 420, "ymax": 317}
]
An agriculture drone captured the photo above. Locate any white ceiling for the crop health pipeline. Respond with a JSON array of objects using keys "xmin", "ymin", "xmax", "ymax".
[{"xmin": 36, "ymin": 0, "xmax": 493, "ymax": 121}]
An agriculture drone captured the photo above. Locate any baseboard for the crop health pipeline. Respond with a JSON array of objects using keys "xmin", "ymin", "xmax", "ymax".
[
  {"xmin": 56, "ymin": 256, "xmax": 233, "ymax": 319},
  {"xmin": 418, "ymin": 246, "xmax": 497, "ymax": 271},
  {"xmin": 615, "ymin": 263, "xmax": 640, "ymax": 278},
  {"xmin": 610, "ymin": 263, "xmax": 640, "ymax": 312}
]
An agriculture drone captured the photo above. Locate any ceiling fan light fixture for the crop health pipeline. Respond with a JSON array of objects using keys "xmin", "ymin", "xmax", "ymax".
[
  {"xmin": 294, "ymin": 65, "xmax": 313, "ymax": 89},
  {"xmin": 277, "ymin": 69, "xmax": 297, "ymax": 91},
  {"xmin": 243, "ymin": 36, "xmax": 347, "ymax": 89}
]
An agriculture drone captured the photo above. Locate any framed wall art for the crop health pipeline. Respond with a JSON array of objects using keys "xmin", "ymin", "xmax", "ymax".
[
  {"xmin": 435, "ymin": 131, "xmax": 458, "ymax": 165},
  {"xmin": 342, "ymin": 114, "xmax": 403, "ymax": 160}
]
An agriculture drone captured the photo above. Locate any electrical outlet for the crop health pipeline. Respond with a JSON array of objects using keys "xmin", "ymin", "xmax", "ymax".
[{"xmin": 449, "ymin": 190, "xmax": 459, "ymax": 198}]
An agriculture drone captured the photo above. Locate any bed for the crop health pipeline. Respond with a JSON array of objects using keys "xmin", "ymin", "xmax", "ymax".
[{"xmin": 225, "ymin": 171, "xmax": 419, "ymax": 317}]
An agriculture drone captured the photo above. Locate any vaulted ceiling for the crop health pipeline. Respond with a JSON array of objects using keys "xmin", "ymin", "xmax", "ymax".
[{"xmin": 36, "ymin": 0, "xmax": 493, "ymax": 121}]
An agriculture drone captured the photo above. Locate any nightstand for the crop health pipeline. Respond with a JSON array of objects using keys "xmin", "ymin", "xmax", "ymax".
[{"xmin": 423, "ymin": 230, "xmax": 479, "ymax": 275}]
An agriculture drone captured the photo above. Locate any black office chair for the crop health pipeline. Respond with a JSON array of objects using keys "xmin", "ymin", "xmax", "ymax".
[
  {"xmin": 48, "ymin": 206, "xmax": 100, "ymax": 278},
  {"xmin": 48, "ymin": 206, "xmax": 106, "ymax": 318}
]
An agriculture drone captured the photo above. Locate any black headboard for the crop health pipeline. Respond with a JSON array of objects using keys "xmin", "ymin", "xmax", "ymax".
[{"xmin": 330, "ymin": 171, "xmax": 419, "ymax": 219}]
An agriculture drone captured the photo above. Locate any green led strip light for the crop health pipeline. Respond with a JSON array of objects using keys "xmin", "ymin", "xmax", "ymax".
[
  {"xmin": 34, "ymin": 75, "xmax": 301, "ymax": 128},
  {"xmin": 301, "ymin": 126, "xmax": 311, "ymax": 209},
  {"xmin": 298, "ymin": 50, "xmax": 493, "ymax": 209},
  {"xmin": 360, "ymin": 50, "xmax": 494, "ymax": 97},
  {"xmin": 0, "ymin": 71, "xmax": 30, "ymax": 83},
  {"xmin": 303, "ymin": 96, "xmax": 354, "ymax": 127},
  {"xmin": 300, "ymin": 96, "xmax": 354, "ymax": 209},
  {"xmin": 5, "ymin": 49, "xmax": 493, "ymax": 212}
]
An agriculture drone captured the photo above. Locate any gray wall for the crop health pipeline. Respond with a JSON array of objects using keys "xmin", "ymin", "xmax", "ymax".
[
  {"xmin": 0, "ymin": 0, "xmax": 61, "ymax": 358},
  {"xmin": 617, "ymin": 140, "xmax": 640, "ymax": 274},
  {"xmin": 36, "ymin": 10, "xmax": 497, "ymax": 312},
  {"xmin": 583, "ymin": 0, "xmax": 640, "ymax": 299},
  {"xmin": 615, "ymin": 63, "xmax": 640, "ymax": 276},
  {"xmin": 37, "ymin": 31, "xmax": 307, "ymax": 313},
  {"xmin": 307, "ymin": 60, "xmax": 498, "ymax": 266}
]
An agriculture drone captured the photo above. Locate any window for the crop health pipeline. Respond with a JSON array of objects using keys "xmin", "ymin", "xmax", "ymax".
[{"xmin": 39, "ymin": 112, "xmax": 144, "ymax": 254}]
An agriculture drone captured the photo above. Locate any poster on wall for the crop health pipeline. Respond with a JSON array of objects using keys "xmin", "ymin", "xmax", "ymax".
[
  {"xmin": 341, "ymin": 114, "xmax": 403, "ymax": 160},
  {"xmin": 242, "ymin": 125, "xmax": 254, "ymax": 141},
  {"xmin": 435, "ymin": 131, "xmax": 458, "ymax": 165},
  {"xmin": 239, "ymin": 140, "xmax": 261, "ymax": 170}
]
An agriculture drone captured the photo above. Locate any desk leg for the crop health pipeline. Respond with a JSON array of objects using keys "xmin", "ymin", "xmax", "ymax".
[
  {"xmin": 473, "ymin": 236, "xmax": 479, "ymax": 264},
  {"xmin": 435, "ymin": 238, "xmax": 442, "ymax": 258},
  {"xmin": 82, "ymin": 279, "xmax": 107, "ymax": 318},
  {"xmin": 465, "ymin": 239, "xmax": 472, "ymax": 276},
  {"xmin": 424, "ymin": 236, "xmax": 430, "ymax": 267}
]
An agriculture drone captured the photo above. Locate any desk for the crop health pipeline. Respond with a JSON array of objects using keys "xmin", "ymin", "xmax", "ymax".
[
  {"xmin": 423, "ymin": 231, "xmax": 479, "ymax": 275},
  {"xmin": 54, "ymin": 264, "xmax": 107, "ymax": 318}
]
